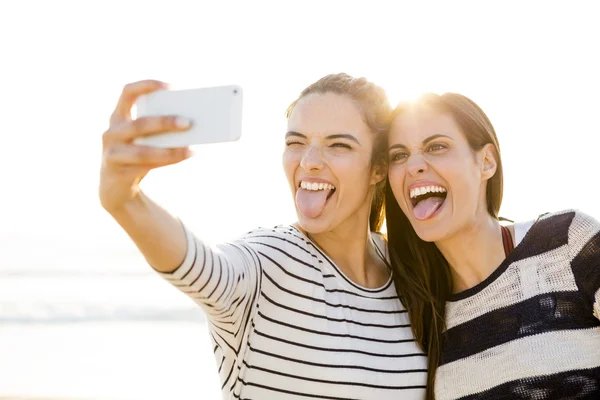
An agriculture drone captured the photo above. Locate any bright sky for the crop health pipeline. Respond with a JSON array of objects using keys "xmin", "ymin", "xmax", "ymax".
[{"xmin": 1, "ymin": 0, "xmax": 599, "ymax": 258}]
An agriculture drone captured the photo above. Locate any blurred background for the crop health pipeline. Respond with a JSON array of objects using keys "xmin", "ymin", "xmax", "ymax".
[{"xmin": 0, "ymin": 1, "xmax": 599, "ymax": 399}]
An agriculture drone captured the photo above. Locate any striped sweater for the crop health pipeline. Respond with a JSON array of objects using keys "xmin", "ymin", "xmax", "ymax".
[
  {"xmin": 436, "ymin": 210, "xmax": 600, "ymax": 399},
  {"xmin": 156, "ymin": 224, "xmax": 427, "ymax": 399}
]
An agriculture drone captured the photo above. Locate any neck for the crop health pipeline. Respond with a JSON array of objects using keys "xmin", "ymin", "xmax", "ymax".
[
  {"xmin": 435, "ymin": 213, "xmax": 506, "ymax": 293},
  {"xmin": 303, "ymin": 207, "xmax": 388, "ymax": 289}
]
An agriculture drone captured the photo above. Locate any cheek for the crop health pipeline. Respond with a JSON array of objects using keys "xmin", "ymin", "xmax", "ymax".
[
  {"xmin": 439, "ymin": 160, "xmax": 481, "ymax": 203},
  {"xmin": 282, "ymin": 150, "xmax": 299, "ymax": 181},
  {"xmin": 388, "ymin": 166, "xmax": 407, "ymax": 206},
  {"xmin": 328, "ymin": 152, "xmax": 371, "ymax": 178}
]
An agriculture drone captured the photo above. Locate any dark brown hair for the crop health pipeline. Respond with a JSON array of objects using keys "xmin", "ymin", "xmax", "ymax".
[
  {"xmin": 385, "ymin": 92, "xmax": 504, "ymax": 399},
  {"xmin": 285, "ymin": 73, "xmax": 392, "ymax": 232}
]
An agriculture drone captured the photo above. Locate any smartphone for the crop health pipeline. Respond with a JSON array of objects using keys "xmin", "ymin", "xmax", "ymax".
[{"xmin": 133, "ymin": 85, "xmax": 243, "ymax": 148}]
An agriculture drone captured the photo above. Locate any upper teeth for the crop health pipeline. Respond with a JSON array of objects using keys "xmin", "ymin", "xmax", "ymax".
[
  {"xmin": 410, "ymin": 185, "xmax": 447, "ymax": 199},
  {"xmin": 300, "ymin": 181, "xmax": 335, "ymax": 191}
]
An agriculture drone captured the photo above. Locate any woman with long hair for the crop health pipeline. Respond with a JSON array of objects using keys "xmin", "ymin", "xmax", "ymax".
[
  {"xmin": 99, "ymin": 73, "xmax": 427, "ymax": 399},
  {"xmin": 385, "ymin": 93, "xmax": 600, "ymax": 399}
]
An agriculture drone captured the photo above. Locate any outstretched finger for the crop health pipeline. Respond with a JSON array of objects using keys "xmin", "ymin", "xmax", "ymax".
[
  {"xmin": 109, "ymin": 80, "xmax": 168, "ymax": 126},
  {"xmin": 103, "ymin": 143, "xmax": 192, "ymax": 168},
  {"xmin": 103, "ymin": 115, "xmax": 192, "ymax": 144}
]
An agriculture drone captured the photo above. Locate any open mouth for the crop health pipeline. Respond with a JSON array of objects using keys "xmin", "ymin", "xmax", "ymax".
[
  {"xmin": 299, "ymin": 181, "xmax": 336, "ymax": 199},
  {"xmin": 296, "ymin": 180, "xmax": 337, "ymax": 218},
  {"xmin": 409, "ymin": 185, "xmax": 447, "ymax": 220}
]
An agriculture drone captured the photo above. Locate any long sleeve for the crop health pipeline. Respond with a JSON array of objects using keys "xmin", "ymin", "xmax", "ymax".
[
  {"xmin": 568, "ymin": 211, "xmax": 600, "ymax": 320},
  {"xmin": 155, "ymin": 225, "xmax": 262, "ymax": 348}
]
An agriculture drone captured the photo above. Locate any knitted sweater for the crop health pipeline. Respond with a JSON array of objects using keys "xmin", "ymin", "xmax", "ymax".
[{"xmin": 436, "ymin": 210, "xmax": 600, "ymax": 399}]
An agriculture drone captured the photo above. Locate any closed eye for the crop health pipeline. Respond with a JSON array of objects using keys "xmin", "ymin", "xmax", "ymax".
[
  {"xmin": 285, "ymin": 141, "xmax": 304, "ymax": 146},
  {"xmin": 426, "ymin": 142, "xmax": 448, "ymax": 152},
  {"xmin": 330, "ymin": 142, "xmax": 352, "ymax": 149}
]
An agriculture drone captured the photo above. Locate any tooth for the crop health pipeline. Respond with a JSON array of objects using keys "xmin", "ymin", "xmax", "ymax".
[
  {"xmin": 301, "ymin": 181, "xmax": 307, "ymax": 189},
  {"xmin": 318, "ymin": 183, "xmax": 324, "ymax": 190},
  {"xmin": 309, "ymin": 182, "xmax": 317, "ymax": 190}
]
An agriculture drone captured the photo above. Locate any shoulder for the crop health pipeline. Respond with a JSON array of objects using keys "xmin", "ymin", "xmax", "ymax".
[
  {"xmin": 564, "ymin": 210, "xmax": 600, "ymax": 255},
  {"xmin": 237, "ymin": 224, "xmax": 313, "ymax": 254},
  {"xmin": 527, "ymin": 209, "xmax": 600, "ymax": 254},
  {"xmin": 370, "ymin": 231, "xmax": 388, "ymax": 260},
  {"xmin": 535, "ymin": 209, "xmax": 600, "ymax": 237},
  {"xmin": 521, "ymin": 209, "xmax": 578, "ymax": 241}
]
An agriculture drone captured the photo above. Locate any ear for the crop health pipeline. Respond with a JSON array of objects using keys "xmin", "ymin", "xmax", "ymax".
[
  {"xmin": 480, "ymin": 143, "xmax": 498, "ymax": 181},
  {"xmin": 371, "ymin": 162, "xmax": 388, "ymax": 185}
]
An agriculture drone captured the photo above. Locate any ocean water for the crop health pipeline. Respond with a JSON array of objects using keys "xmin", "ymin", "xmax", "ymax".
[{"xmin": 0, "ymin": 241, "xmax": 222, "ymax": 400}]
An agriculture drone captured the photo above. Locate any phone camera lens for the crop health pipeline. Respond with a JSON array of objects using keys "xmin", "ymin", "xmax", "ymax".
[{"xmin": 233, "ymin": 89, "xmax": 238, "ymax": 95}]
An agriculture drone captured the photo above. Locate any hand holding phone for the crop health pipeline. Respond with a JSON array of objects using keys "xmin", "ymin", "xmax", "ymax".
[{"xmin": 133, "ymin": 85, "xmax": 243, "ymax": 148}]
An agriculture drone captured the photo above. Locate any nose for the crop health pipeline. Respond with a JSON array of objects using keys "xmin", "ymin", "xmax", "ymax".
[
  {"xmin": 300, "ymin": 146, "xmax": 325, "ymax": 171},
  {"xmin": 407, "ymin": 153, "xmax": 427, "ymax": 176}
]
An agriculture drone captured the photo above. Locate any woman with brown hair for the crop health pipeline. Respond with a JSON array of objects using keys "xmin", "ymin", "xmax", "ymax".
[
  {"xmin": 99, "ymin": 73, "xmax": 427, "ymax": 399},
  {"xmin": 385, "ymin": 93, "xmax": 600, "ymax": 399}
]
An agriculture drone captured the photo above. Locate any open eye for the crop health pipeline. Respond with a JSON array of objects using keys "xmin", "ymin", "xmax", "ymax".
[{"xmin": 390, "ymin": 151, "xmax": 410, "ymax": 163}]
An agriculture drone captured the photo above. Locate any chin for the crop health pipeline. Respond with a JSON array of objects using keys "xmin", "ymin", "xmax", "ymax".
[
  {"xmin": 409, "ymin": 220, "xmax": 449, "ymax": 243},
  {"xmin": 295, "ymin": 213, "xmax": 333, "ymax": 235}
]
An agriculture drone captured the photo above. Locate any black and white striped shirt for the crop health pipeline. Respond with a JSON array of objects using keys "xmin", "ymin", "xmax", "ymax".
[
  {"xmin": 436, "ymin": 210, "xmax": 600, "ymax": 399},
  {"xmin": 157, "ymin": 224, "xmax": 427, "ymax": 399}
]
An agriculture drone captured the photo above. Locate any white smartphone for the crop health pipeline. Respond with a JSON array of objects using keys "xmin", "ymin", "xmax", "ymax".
[{"xmin": 133, "ymin": 85, "xmax": 243, "ymax": 148}]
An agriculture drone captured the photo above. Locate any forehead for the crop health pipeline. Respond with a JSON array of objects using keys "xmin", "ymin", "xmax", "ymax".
[
  {"xmin": 287, "ymin": 92, "xmax": 371, "ymax": 138},
  {"xmin": 389, "ymin": 108, "xmax": 462, "ymax": 144}
]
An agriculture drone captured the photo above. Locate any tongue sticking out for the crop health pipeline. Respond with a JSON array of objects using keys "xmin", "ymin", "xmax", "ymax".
[
  {"xmin": 296, "ymin": 189, "xmax": 331, "ymax": 218},
  {"xmin": 413, "ymin": 196, "xmax": 445, "ymax": 221}
]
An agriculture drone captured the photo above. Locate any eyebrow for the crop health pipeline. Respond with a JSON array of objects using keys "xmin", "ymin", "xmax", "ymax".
[
  {"xmin": 388, "ymin": 134, "xmax": 452, "ymax": 151},
  {"xmin": 285, "ymin": 131, "xmax": 361, "ymax": 145}
]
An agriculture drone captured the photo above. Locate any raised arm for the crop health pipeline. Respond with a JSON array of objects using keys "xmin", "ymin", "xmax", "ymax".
[
  {"xmin": 99, "ymin": 81, "xmax": 261, "ymax": 331},
  {"xmin": 100, "ymin": 80, "xmax": 192, "ymax": 273}
]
